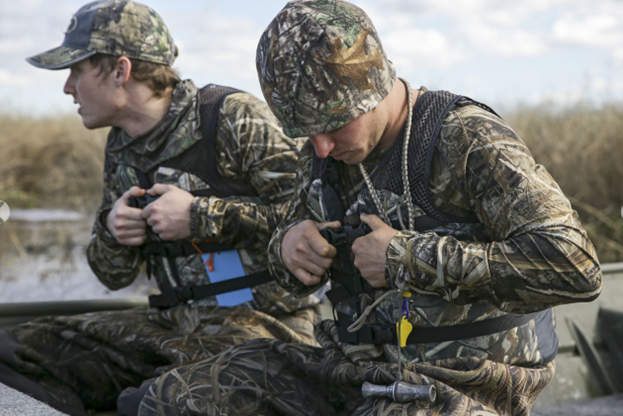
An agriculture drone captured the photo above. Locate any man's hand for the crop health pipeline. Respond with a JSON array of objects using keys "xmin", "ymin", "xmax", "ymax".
[
  {"xmin": 106, "ymin": 186, "xmax": 148, "ymax": 246},
  {"xmin": 352, "ymin": 213, "xmax": 398, "ymax": 288},
  {"xmin": 282, "ymin": 220, "xmax": 340, "ymax": 286},
  {"xmin": 141, "ymin": 184, "xmax": 194, "ymax": 240}
]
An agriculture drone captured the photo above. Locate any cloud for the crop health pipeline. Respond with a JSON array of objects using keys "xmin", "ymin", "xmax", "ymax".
[
  {"xmin": 363, "ymin": 0, "xmax": 623, "ymax": 60},
  {"xmin": 383, "ymin": 28, "xmax": 467, "ymax": 69},
  {"xmin": 0, "ymin": 70, "xmax": 31, "ymax": 87},
  {"xmin": 552, "ymin": 13, "xmax": 623, "ymax": 48},
  {"xmin": 463, "ymin": 24, "xmax": 548, "ymax": 57},
  {"xmin": 362, "ymin": 0, "xmax": 551, "ymax": 63},
  {"xmin": 369, "ymin": 0, "xmax": 586, "ymax": 25},
  {"xmin": 0, "ymin": 0, "xmax": 621, "ymax": 114},
  {"xmin": 161, "ymin": 5, "xmax": 267, "ymax": 91}
]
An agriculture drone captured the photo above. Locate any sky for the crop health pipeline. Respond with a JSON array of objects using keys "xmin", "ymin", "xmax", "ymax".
[{"xmin": 0, "ymin": 0, "xmax": 622, "ymax": 116}]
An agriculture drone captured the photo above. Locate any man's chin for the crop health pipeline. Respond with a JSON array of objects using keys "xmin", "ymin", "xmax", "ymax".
[
  {"xmin": 80, "ymin": 118, "xmax": 106, "ymax": 130},
  {"xmin": 341, "ymin": 154, "xmax": 365, "ymax": 165},
  {"xmin": 331, "ymin": 151, "xmax": 362, "ymax": 164}
]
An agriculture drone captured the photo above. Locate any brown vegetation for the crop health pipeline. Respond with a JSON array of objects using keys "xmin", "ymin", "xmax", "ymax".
[
  {"xmin": 0, "ymin": 114, "xmax": 107, "ymax": 211},
  {"xmin": 506, "ymin": 102, "xmax": 623, "ymax": 263},
  {"xmin": 0, "ymin": 103, "xmax": 622, "ymax": 261}
]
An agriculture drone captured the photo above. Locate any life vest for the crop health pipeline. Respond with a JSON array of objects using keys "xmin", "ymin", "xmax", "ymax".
[
  {"xmin": 131, "ymin": 84, "xmax": 272, "ymax": 309},
  {"xmin": 311, "ymin": 90, "xmax": 549, "ymax": 348}
]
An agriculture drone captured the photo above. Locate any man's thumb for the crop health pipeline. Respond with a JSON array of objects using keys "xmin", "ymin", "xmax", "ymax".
[
  {"xmin": 360, "ymin": 213, "xmax": 385, "ymax": 230},
  {"xmin": 147, "ymin": 183, "xmax": 168, "ymax": 196},
  {"xmin": 123, "ymin": 186, "xmax": 145, "ymax": 200}
]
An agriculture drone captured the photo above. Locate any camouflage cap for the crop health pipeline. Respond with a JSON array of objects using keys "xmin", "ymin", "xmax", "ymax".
[
  {"xmin": 27, "ymin": 0, "xmax": 175, "ymax": 70},
  {"xmin": 256, "ymin": 0, "xmax": 396, "ymax": 138}
]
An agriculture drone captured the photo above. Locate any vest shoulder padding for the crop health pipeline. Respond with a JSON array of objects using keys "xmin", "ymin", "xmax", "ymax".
[
  {"xmin": 159, "ymin": 84, "xmax": 257, "ymax": 198},
  {"xmin": 312, "ymin": 90, "xmax": 499, "ymax": 228}
]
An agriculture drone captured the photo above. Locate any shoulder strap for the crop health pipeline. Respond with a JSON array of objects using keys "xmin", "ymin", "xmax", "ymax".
[
  {"xmin": 198, "ymin": 84, "xmax": 258, "ymax": 197},
  {"xmin": 407, "ymin": 91, "xmax": 476, "ymax": 224},
  {"xmin": 383, "ymin": 90, "xmax": 501, "ymax": 226}
]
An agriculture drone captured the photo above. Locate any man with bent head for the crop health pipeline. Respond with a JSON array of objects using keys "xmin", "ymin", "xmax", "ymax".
[
  {"xmin": 0, "ymin": 1, "xmax": 320, "ymax": 415},
  {"xmin": 138, "ymin": 0, "xmax": 603, "ymax": 415}
]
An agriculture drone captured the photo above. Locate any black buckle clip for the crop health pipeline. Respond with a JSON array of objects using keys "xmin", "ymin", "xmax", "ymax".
[{"xmin": 174, "ymin": 286, "xmax": 194, "ymax": 303}]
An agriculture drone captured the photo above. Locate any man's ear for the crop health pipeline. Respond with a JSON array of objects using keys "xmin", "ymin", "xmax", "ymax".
[{"xmin": 114, "ymin": 56, "xmax": 132, "ymax": 86}]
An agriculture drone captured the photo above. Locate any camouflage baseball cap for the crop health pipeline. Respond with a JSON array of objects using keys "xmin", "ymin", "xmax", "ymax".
[
  {"xmin": 27, "ymin": 0, "xmax": 175, "ymax": 70},
  {"xmin": 256, "ymin": 0, "xmax": 396, "ymax": 138}
]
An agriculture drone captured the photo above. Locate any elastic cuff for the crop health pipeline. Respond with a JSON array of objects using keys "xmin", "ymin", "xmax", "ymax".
[
  {"xmin": 385, "ymin": 231, "xmax": 419, "ymax": 291},
  {"xmin": 189, "ymin": 196, "xmax": 208, "ymax": 240}
]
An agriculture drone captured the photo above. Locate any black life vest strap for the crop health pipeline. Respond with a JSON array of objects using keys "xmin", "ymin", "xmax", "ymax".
[
  {"xmin": 148, "ymin": 270, "xmax": 273, "ymax": 309},
  {"xmin": 197, "ymin": 84, "xmax": 257, "ymax": 197},
  {"xmin": 141, "ymin": 240, "xmax": 234, "ymax": 284},
  {"xmin": 336, "ymin": 311, "xmax": 541, "ymax": 345},
  {"xmin": 141, "ymin": 241, "xmax": 235, "ymax": 258},
  {"xmin": 325, "ymin": 269, "xmax": 376, "ymax": 305}
]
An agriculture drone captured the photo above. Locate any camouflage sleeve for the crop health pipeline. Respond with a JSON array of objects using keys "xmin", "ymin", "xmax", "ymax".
[
  {"xmin": 386, "ymin": 106, "xmax": 602, "ymax": 314},
  {"xmin": 86, "ymin": 165, "xmax": 143, "ymax": 290},
  {"xmin": 267, "ymin": 140, "xmax": 330, "ymax": 297},
  {"xmin": 189, "ymin": 93, "xmax": 302, "ymax": 251}
]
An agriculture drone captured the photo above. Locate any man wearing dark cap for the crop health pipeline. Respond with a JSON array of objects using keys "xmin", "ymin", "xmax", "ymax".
[
  {"xmin": 0, "ymin": 1, "xmax": 321, "ymax": 415},
  {"xmin": 138, "ymin": 1, "xmax": 602, "ymax": 415}
]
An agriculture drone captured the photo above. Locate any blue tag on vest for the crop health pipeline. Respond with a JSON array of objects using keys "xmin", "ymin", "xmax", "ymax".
[{"xmin": 201, "ymin": 250, "xmax": 253, "ymax": 306}]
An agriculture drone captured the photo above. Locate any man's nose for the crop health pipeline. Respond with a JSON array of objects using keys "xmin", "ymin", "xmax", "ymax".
[
  {"xmin": 63, "ymin": 75, "xmax": 75, "ymax": 96},
  {"xmin": 309, "ymin": 134, "xmax": 335, "ymax": 158}
]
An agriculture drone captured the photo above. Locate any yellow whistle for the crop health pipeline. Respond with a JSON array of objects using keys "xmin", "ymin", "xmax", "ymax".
[{"xmin": 396, "ymin": 316, "xmax": 413, "ymax": 348}]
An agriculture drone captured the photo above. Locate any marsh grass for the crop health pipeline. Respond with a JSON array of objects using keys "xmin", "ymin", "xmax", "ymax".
[
  {"xmin": 506, "ymin": 102, "xmax": 623, "ymax": 263},
  {"xmin": 1, "ymin": 103, "xmax": 622, "ymax": 261},
  {"xmin": 0, "ymin": 114, "xmax": 107, "ymax": 211}
]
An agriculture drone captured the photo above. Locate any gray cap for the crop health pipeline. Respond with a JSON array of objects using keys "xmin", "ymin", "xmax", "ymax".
[{"xmin": 27, "ymin": 0, "xmax": 176, "ymax": 70}]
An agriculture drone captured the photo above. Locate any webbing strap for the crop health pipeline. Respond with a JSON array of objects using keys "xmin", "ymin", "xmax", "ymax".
[
  {"xmin": 337, "ymin": 311, "xmax": 541, "ymax": 345},
  {"xmin": 141, "ymin": 241, "xmax": 235, "ymax": 258},
  {"xmin": 325, "ymin": 269, "xmax": 375, "ymax": 305},
  {"xmin": 148, "ymin": 270, "xmax": 273, "ymax": 309}
]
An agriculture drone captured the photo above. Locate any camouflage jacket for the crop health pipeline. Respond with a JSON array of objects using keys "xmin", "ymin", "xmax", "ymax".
[
  {"xmin": 268, "ymin": 87, "xmax": 602, "ymax": 365},
  {"xmin": 87, "ymin": 80, "xmax": 318, "ymax": 315}
]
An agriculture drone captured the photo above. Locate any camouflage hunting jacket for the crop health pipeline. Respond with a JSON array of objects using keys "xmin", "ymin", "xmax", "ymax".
[
  {"xmin": 268, "ymin": 87, "xmax": 602, "ymax": 366},
  {"xmin": 87, "ymin": 80, "xmax": 318, "ymax": 315}
]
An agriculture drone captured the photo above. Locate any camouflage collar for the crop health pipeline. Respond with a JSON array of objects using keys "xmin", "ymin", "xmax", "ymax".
[{"xmin": 105, "ymin": 79, "xmax": 200, "ymax": 172}]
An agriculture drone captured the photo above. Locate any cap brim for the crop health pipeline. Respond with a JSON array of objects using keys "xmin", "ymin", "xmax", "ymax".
[{"xmin": 26, "ymin": 45, "xmax": 96, "ymax": 70}]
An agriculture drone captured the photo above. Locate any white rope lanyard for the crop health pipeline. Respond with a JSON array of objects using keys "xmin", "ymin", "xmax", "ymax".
[{"xmin": 357, "ymin": 78, "xmax": 415, "ymax": 231}]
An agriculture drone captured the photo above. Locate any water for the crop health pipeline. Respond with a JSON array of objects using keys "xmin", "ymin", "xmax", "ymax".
[{"xmin": 0, "ymin": 209, "xmax": 157, "ymax": 303}]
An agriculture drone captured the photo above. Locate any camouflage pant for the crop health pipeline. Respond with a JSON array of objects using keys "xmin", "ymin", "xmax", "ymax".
[
  {"xmin": 0, "ymin": 305, "xmax": 317, "ymax": 414},
  {"xmin": 140, "ymin": 319, "xmax": 555, "ymax": 416}
]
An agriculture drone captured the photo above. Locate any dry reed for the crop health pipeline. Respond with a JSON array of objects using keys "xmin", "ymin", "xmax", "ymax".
[
  {"xmin": 0, "ymin": 114, "xmax": 107, "ymax": 211},
  {"xmin": 506, "ymin": 102, "xmax": 623, "ymax": 263}
]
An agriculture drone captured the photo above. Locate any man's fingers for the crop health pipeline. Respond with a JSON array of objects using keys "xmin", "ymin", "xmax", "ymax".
[
  {"xmin": 108, "ymin": 214, "xmax": 145, "ymax": 231},
  {"xmin": 118, "ymin": 236, "xmax": 147, "ymax": 246},
  {"xmin": 297, "ymin": 258, "xmax": 331, "ymax": 277},
  {"xmin": 142, "ymin": 207, "xmax": 155, "ymax": 221},
  {"xmin": 128, "ymin": 186, "xmax": 146, "ymax": 197},
  {"xmin": 284, "ymin": 244, "xmax": 332, "ymax": 273},
  {"xmin": 317, "ymin": 221, "xmax": 341, "ymax": 231},
  {"xmin": 308, "ymin": 233, "xmax": 337, "ymax": 258},
  {"xmin": 119, "ymin": 186, "xmax": 145, "ymax": 202},
  {"xmin": 123, "ymin": 208, "xmax": 146, "ymax": 221},
  {"xmin": 118, "ymin": 227, "xmax": 147, "ymax": 237},
  {"xmin": 147, "ymin": 183, "xmax": 170, "ymax": 196},
  {"xmin": 292, "ymin": 269, "xmax": 322, "ymax": 287},
  {"xmin": 360, "ymin": 213, "xmax": 386, "ymax": 231}
]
